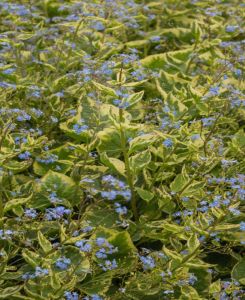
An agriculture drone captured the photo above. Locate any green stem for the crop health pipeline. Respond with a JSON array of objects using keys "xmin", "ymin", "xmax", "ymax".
[
  {"xmin": 0, "ymin": 176, "xmax": 3, "ymax": 229},
  {"xmin": 119, "ymin": 109, "xmax": 138, "ymax": 221},
  {"xmin": 203, "ymin": 113, "xmax": 221, "ymax": 156},
  {"xmin": 0, "ymin": 200, "xmax": 3, "ymax": 229}
]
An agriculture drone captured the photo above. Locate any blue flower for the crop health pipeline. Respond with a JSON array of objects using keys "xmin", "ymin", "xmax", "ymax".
[
  {"xmin": 0, "ymin": 229, "xmax": 14, "ymax": 240},
  {"xmin": 34, "ymin": 266, "xmax": 49, "ymax": 277},
  {"xmin": 119, "ymin": 190, "xmax": 131, "ymax": 201},
  {"xmin": 55, "ymin": 257, "xmax": 71, "ymax": 270},
  {"xmin": 75, "ymin": 240, "xmax": 92, "ymax": 252},
  {"xmin": 101, "ymin": 190, "xmax": 117, "ymax": 200},
  {"xmin": 18, "ymin": 151, "xmax": 31, "ymax": 160},
  {"xmin": 2, "ymin": 68, "xmax": 15, "ymax": 75},
  {"xmin": 48, "ymin": 192, "xmax": 62, "ymax": 204},
  {"xmin": 198, "ymin": 235, "xmax": 206, "ymax": 242},
  {"xmin": 64, "ymin": 291, "xmax": 79, "ymax": 300},
  {"xmin": 95, "ymin": 248, "xmax": 107, "ymax": 259},
  {"xmin": 139, "ymin": 255, "xmax": 155, "ymax": 270},
  {"xmin": 229, "ymin": 208, "xmax": 241, "ymax": 216},
  {"xmin": 113, "ymin": 99, "xmax": 130, "ymax": 109},
  {"xmin": 30, "ymin": 108, "xmax": 43, "ymax": 117},
  {"xmin": 240, "ymin": 222, "xmax": 245, "ymax": 231},
  {"xmin": 222, "ymin": 199, "xmax": 230, "ymax": 206},
  {"xmin": 24, "ymin": 208, "xmax": 38, "ymax": 219},
  {"xmin": 114, "ymin": 202, "xmax": 127, "ymax": 215},
  {"xmin": 131, "ymin": 70, "xmax": 146, "ymax": 81},
  {"xmin": 54, "ymin": 91, "xmax": 64, "ymax": 97},
  {"xmin": 198, "ymin": 206, "xmax": 209, "ymax": 212},
  {"xmin": 44, "ymin": 206, "xmax": 71, "ymax": 220},
  {"xmin": 86, "ymin": 295, "xmax": 103, "ymax": 300},
  {"xmin": 221, "ymin": 159, "xmax": 237, "ymax": 168},
  {"xmin": 226, "ymin": 25, "xmax": 239, "ymax": 33},
  {"xmin": 81, "ymin": 226, "xmax": 93, "ymax": 233},
  {"xmin": 150, "ymin": 35, "xmax": 161, "ymax": 42},
  {"xmin": 234, "ymin": 69, "xmax": 242, "ymax": 76},
  {"xmin": 36, "ymin": 154, "xmax": 59, "ymax": 164},
  {"xmin": 96, "ymin": 237, "xmax": 106, "ymax": 247},
  {"xmin": 99, "ymin": 259, "xmax": 118, "ymax": 271},
  {"xmin": 16, "ymin": 111, "xmax": 31, "ymax": 121},
  {"xmin": 22, "ymin": 272, "xmax": 35, "ymax": 280},
  {"xmin": 201, "ymin": 117, "xmax": 214, "ymax": 127},
  {"xmin": 0, "ymin": 81, "xmax": 16, "ymax": 89},
  {"xmin": 163, "ymin": 138, "xmax": 173, "ymax": 148},
  {"xmin": 119, "ymin": 53, "xmax": 139, "ymax": 65},
  {"xmin": 209, "ymin": 200, "xmax": 220, "ymax": 208},
  {"xmin": 73, "ymin": 123, "xmax": 89, "ymax": 134},
  {"xmin": 205, "ymin": 8, "xmax": 220, "ymax": 17},
  {"xmin": 91, "ymin": 21, "xmax": 105, "ymax": 31},
  {"xmin": 209, "ymin": 86, "xmax": 220, "ymax": 96},
  {"xmin": 191, "ymin": 134, "xmax": 200, "ymax": 141},
  {"xmin": 51, "ymin": 116, "xmax": 58, "ymax": 123}
]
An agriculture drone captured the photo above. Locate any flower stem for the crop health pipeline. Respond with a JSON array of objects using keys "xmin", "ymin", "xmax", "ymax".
[{"xmin": 119, "ymin": 109, "xmax": 138, "ymax": 221}]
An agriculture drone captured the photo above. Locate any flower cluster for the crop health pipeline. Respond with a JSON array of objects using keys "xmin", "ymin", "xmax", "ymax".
[
  {"xmin": 44, "ymin": 206, "xmax": 71, "ymax": 221},
  {"xmin": 55, "ymin": 256, "xmax": 71, "ymax": 270},
  {"xmin": 101, "ymin": 175, "xmax": 131, "ymax": 201},
  {"xmin": 22, "ymin": 267, "xmax": 49, "ymax": 280},
  {"xmin": 36, "ymin": 154, "xmax": 59, "ymax": 164}
]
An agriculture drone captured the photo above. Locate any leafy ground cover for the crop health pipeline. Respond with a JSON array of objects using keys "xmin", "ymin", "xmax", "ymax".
[{"xmin": 0, "ymin": 0, "xmax": 244, "ymax": 299}]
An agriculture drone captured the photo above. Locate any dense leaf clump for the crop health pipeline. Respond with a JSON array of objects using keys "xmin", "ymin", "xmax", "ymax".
[{"xmin": 0, "ymin": 0, "xmax": 244, "ymax": 299}]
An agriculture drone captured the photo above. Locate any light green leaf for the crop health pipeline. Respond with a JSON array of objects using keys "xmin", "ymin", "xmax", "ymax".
[
  {"xmin": 125, "ymin": 39, "xmax": 149, "ymax": 48},
  {"xmin": 33, "ymin": 160, "xmax": 73, "ymax": 176},
  {"xmin": 209, "ymin": 279, "xmax": 221, "ymax": 294},
  {"xmin": 163, "ymin": 222, "xmax": 184, "ymax": 234},
  {"xmin": 180, "ymin": 285, "xmax": 200, "ymax": 299},
  {"xmin": 163, "ymin": 246, "xmax": 182, "ymax": 262},
  {"xmin": 129, "ymin": 150, "xmax": 151, "ymax": 172},
  {"xmin": 32, "ymin": 170, "xmax": 80, "ymax": 208},
  {"xmin": 232, "ymin": 257, "xmax": 245, "ymax": 284},
  {"xmin": 49, "ymin": 270, "xmax": 61, "ymax": 290},
  {"xmin": 0, "ymin": 286, "xmax": 23, "ymax": 299},
  {"xmin": 4, "ymin": 160, "xmax": 32, "ymax": 174},
  {"xmin": 97, "ymin": 128, "xmax": 122, "ymax": 157},
  {"xmin": 141, "ymin": 47, "xmax": 193, "ymax": 69},
  {"xmin": 22, "ymin": 249, "xmax": 42, "ymax": 267},
  {"xmin": 135, "ymin": 187, "xmax": 154, "ymax": 202},
  {"xmin": 100, "ymin": 152, "xmax": 125, "ymax": 177},
  {"xmin": 181, "ymin": 181, "xmax": 205, "ymax": 197},
  {"xmin": 170, "ymin": 165, "xmax": 189, "ymax": 193},
  {"xmin": 92, "ymin": 81, "xmax": 117, "ymax": 97},
  {"xmin": 81, "ymin": 205, "xmax": 119, "ymax": 229},
  {"xmin": 78, "ymin": 273, "xmax": 112, "ymax": 295},
  {"xmin": 4, "ymin": 194, "xmax": 33, "ymax": 213},
  {"xmin": 124, "ymin": 91, "xmax": 144, "ymax": 107},
  {"xmin": 215, "ymin": 224, "xmax": 240, "ymax": 231},
  {"xmin": 187, "ymin": 234, "xmax": 200, "ymax": 253},
  {"xmin": 128, "ymin": 133, "xmax": 157, "ymax": 155},
  {"xmin": 37, "ymin": 231, "xmax": 52, "ymax": 254}
]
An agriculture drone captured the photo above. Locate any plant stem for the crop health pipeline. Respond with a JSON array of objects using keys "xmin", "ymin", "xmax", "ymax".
[
  {"xmin": 119, "ymin": 109, "xmax": 138, "ymax": 221},
  {"xmin": 0, "ymin": 175, "xmax": 3, "ymax": 229},
  {"xmin": 0, "ymin": 200, "xmax": 3, "ymax": 229}
]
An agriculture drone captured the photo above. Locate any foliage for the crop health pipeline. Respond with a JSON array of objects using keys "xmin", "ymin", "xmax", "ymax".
[{"xmin": 0, "ymin": 0, "xmax": 244, "ymax": 299}]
